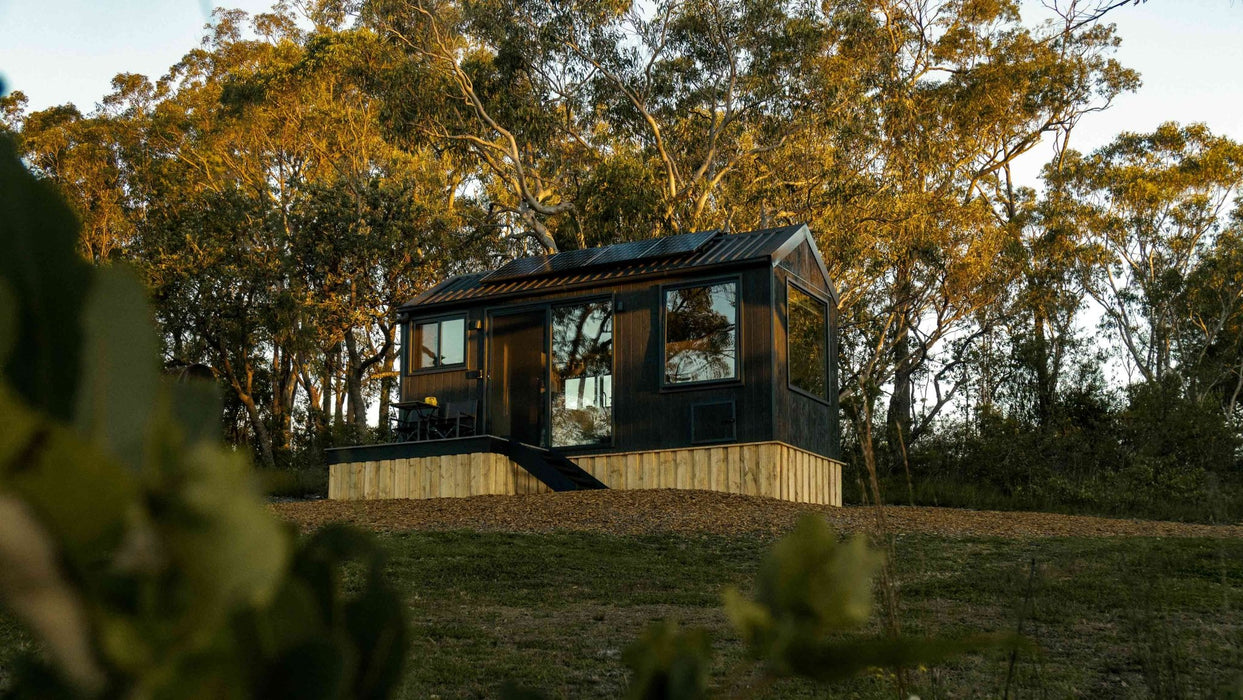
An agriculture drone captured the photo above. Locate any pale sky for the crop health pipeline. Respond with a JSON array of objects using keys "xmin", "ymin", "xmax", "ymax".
[{"xmin": 1, "ymin": 0, "xmax": 1241, "ymax": 189}]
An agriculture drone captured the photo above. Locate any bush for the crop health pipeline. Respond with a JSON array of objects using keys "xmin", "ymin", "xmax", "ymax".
[{"xmin": 891, "ymin": 380, "xmax": 1243, "ymax": 523}]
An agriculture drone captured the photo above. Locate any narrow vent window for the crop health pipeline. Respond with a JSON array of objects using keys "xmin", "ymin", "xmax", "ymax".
[{"xmin": 691, "ymin": 400, "xmax": 736, "ymax": 444}]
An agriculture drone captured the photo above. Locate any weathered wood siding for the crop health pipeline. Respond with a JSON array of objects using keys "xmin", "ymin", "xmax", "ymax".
[{"xmin": 328, "ymin": 441, "xmax": 842, "ymax": 506}]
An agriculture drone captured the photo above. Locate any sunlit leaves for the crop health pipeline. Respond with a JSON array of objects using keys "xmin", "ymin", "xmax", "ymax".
[{"xmin": 1054, "ymin": 123, "xmax": 1243, "ymax": 385}]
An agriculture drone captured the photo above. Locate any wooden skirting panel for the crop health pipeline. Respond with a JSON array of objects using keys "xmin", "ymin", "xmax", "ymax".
[{"xmin": 328, "ymin": 441, "xmax": 842, "ymax": 506}]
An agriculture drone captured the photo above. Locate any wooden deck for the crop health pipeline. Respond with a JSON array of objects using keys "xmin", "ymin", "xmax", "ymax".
[{"xmin": 327, "ymin": 438, "xmax": 842, "ymax": 506}]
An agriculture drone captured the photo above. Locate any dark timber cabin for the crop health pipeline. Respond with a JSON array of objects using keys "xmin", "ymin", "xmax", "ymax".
[{"xmin": 327, "ymin": 224, "xmax": 844, "ymax": 505}]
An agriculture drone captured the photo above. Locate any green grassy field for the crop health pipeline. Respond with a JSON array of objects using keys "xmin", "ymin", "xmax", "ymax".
[
  {"xmin": 0, "ymin": 527, "xmax": 1238, "ymax": 697},
  {"xmin": 369, "ymin": 530, "xmax": 1243, "ymax": 698}
]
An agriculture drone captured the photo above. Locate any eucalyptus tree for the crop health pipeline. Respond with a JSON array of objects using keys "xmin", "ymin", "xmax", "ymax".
[
  {"xmin": 1056, "ymin": 123, "xmax": 1243, "ymax": 394},
  {"xmin": 1178, "ymin": 221, "xmax": 1243, "ymax": 423},
  {"xmin": 132, "ymin": 6, "xmax": 483, "ymax": 460},
  {"xmin": 0, "ymin": 90, "xmax": 27, "ymax": 135},
  {"xmin": 357, "ymin": 0, "xmax": 830, "ymax": 252},
  {"xmin": 744, "ymin": 0, "xmax": 1141, "ymax": 486},
  {"xmin": 12, "ymin": 100, "xmax": 141, "ymax": 264}
]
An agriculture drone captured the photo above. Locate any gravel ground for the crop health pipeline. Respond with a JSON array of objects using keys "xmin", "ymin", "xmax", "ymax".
[{"xmin": 270, "ymin": 489, "xmax": 1243, "ymax": 539}]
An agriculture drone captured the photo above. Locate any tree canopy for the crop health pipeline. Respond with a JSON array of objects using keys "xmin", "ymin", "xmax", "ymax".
[{"xmin": 4, "ymin": 0, "xmax": 1240, "ymax": 511}]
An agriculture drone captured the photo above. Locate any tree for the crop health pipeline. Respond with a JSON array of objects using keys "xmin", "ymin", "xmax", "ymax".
[
  {"xmin": 1057, "ymin": 123, "xmax": 1243, "ymax": 389},
  {"xmin": 733, "ymin": 0, "xmax": 1140, "ymax": 506},
  {"xmin": 361, "ymin": 0, "xmax": 830, "ymax": 252},
  {"xmin": 4, "ymin": 6, "xmax": 493, "ymax": 465},
  {"xmin": 16, "ymin": 101, "xmax": 140, "ymax": 263}
]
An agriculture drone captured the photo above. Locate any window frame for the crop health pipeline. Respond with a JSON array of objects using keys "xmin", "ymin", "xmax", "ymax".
[
  {"xmin": 659, "ymin": 275, "xmax": 743, "ymax": 390},
  {"xmin": 785, "ymin": 280, "xmax": 831, "ymax": 405},
  {"xmin": 407, "ymin": 313, "xmax": 468, "ymax": 375},
  {"xmin": 548, "ymin": 295, "xmax": 617, "ymax": 450}
]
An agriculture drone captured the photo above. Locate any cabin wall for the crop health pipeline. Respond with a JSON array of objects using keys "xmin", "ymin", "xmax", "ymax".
[
  {"xmin": 772, "ymin": 242, "xmax": 840, "ymax": 459},
  {"xmin": 400, "ymin": 264, "xmax": 776, "ymax": 454}
]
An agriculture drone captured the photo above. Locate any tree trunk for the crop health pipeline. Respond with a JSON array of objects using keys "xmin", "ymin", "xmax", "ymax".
[
  {"xmin": 886, "ymin": 267, "xmax": 914, "ymax": 458},
  {"xmin": 377, "ymin": 325, "xmax": 398, "ymax": 440},
  {"xmin": 217, "ymin": 347, "xmax": 276, "ymax": 469},
  {"xmin": 330, "ymin": 341, "xmax": 346, "ymax": 425},
  {"xmin": 239, "ymin": 391, "xmax": 276, "ymax": 470},
  {"xmin": 1032, "ymin": 308, "xmax": 1054, "ymax": 427},
  {"xmin": 270, "ymin": 345, "xmax": 296, "ymax": 465},
  {"xmin": 344, "ymin": 330, "xmax": 368, "ymax": 431},
  {"xmin": 298, "ymin": 361, "xmax": 326, "ymax": 438}
]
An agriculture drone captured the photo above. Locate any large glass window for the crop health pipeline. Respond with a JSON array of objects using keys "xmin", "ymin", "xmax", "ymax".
[
  {"xmin": 664, "ymin": 281, "xmax": 738, "ymax": 384},
  {"xmin": 411, "ymin": 316, "xmax": 466, "ymax": 370},
  {"xmin": 788, "ymin": 285, "xmax": 828, "ymax": 398},
  {"xmin": 551, "ymin": 301, "xmax": 613, "ymax": 447}
]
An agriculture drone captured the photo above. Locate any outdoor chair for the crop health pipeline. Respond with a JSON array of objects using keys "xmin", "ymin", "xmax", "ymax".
[
  {"xmin": 391, "ymin": 411, "xmax": 420, "ymax": 442},
  {"xmin": 440, "ymin": 400, "xmax": 478, "ymax": 438}
]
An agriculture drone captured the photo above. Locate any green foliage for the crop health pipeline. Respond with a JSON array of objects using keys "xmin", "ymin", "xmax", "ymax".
[
  {"xmin": 895, "ymin": 376, "xmax": 1243, "ymax": 522},
  {"xmin": 623, "ymin": 516, "xmax": 999, "ymax": 698},
  {"xmin": 723, "ymin": 518, "xmax": 879, "ymax": 668},
  {"xmin": 0, "ymin": 136, "xmax": 90, "ymax": 422},
  {"xmin": 0, "ymin": 134, "xmax": 408, "ymax": 697},
  {"xmin": 622, "ymin": 622, "xmax": 713, "ymax": 700}
]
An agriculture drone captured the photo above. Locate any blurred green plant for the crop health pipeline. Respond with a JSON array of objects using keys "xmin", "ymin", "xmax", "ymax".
[
  {"xmin": 616, "ymin": 517, "xmax": 1013, "ymax": 699},
  {"xmin": 0, "ymin": 134, "xmax": 406, "ymax": 697}
]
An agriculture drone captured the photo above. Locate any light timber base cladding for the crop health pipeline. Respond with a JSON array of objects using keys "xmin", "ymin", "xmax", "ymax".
[{"xmin": 328, "ymin": 441, "xmax": 843, "ymax": 506}]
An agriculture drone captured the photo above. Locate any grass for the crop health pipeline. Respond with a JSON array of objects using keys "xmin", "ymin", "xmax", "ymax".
[
  {"xmin": 364, "ymin": 530, "xmax": 1243, "ymax": 698},
  {"xmin": 0, "ymin": 527, "xmax": 1238, "ymax": 697}
]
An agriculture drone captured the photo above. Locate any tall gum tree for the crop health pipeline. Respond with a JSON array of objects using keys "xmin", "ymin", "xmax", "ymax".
[
  {"xmin": 751, "ymin": 0, "xmax": 1139, "ymax": 483},
  {"xmin": 360, "ymin": 0, "xmax": 829, "ymax": 250},
  {"xmin": 1055, "ymin": 123, "xmax": 1243, "ymax": 392}
]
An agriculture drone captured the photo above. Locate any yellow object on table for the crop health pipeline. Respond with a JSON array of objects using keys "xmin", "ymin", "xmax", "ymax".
[{"xmin": 423, "ymin": 396, "xmax": 438, "ymax": 407}]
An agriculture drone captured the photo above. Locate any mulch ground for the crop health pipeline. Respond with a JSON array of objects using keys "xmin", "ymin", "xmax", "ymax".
[{"xmin": 270, "ymin": 489, "xmax": 1243, "ymax": 539}]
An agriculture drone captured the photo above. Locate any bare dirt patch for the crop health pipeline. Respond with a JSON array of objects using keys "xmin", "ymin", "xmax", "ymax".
[{"xmin": 270, "ymin": 489, "xmax": 1243, "ymax": 538}]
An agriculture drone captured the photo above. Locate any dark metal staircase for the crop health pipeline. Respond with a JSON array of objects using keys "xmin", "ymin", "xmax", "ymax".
[{"xmin": 504, "ymin": 439, "xmax": 608, "ymax": 491}]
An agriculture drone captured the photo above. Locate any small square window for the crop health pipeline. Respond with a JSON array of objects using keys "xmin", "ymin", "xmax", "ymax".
[{"xmin": 410, "ymin": 316, "xmax": 467, "ymax": 371}]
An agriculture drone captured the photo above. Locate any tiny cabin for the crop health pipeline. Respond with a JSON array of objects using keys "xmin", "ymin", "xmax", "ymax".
[{"xmin": 327, "ymin": 224, "xmax": 843, "ymax": 505}]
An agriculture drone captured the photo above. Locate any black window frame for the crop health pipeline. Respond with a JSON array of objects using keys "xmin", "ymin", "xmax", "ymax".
[
  {"xmin": 785, "ymin": 280, "xmax": 831, "ymax": 404},
  {"xmin": 407, "ymin": 313, "xmax": 468, "ymax": 375},
  {"xmin": 660, "ymin": 276, "xmax": 743, "ymax": 390}
]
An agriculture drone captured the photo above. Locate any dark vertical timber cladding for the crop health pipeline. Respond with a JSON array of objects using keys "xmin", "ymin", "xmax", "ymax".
[
  {"xmin": 777, "ymin": 241, "xmax": 832, "ymax": 297},
  {"xmin": 773, "ymin": 241, "xmax": 839, "ymax": 459},
  {"xmin": 615, "ymin": 265, "xmax": 773, "ymax": 451},
  {"xmin": 402, "ymin": 264, "xmax": 774, "ymax": 454}
]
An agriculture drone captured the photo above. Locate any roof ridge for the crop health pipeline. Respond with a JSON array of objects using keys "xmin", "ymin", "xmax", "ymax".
[{"xmin": 400, "ymin": 225, "xmax": 812, "ymax": 310}]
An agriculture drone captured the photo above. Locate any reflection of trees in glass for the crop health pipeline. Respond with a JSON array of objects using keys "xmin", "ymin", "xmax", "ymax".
[
  {"xmin": 552, "ymin": 302, "xmax": 613, "ymax": 447},
  {"xmin": 412, "ymin": 317, "xmax": 465, "ymax": 368},
  {"xmin": 415, "ymin": 322, "xmax": 438, "ymax": 369},
  {"xmin": 789, "ymin": 286, "xmax": 827, "ymax": 397},
  {"xmin": 665, "ymin": 282, "xmax": 737, "ymax": 383}
]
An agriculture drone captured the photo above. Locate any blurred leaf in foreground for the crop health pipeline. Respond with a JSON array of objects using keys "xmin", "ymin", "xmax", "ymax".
[
  {"xmin": 722, "ymin": 515, "xmax": 1015, "ymax": 683},
  {"xmin": 0, "ymin": 132, "xmax": 409, "ymax": 697}
]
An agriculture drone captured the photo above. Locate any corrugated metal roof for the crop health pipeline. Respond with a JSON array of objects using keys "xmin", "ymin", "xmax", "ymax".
[{"xmin": 402, "ymin": 224, "xmax": 808, "ymax": 310}]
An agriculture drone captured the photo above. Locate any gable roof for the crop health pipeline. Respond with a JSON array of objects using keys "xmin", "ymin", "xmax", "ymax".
[{"xmin": 402, "ymin": 224, "xmax": 834, "ymax": 311}]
